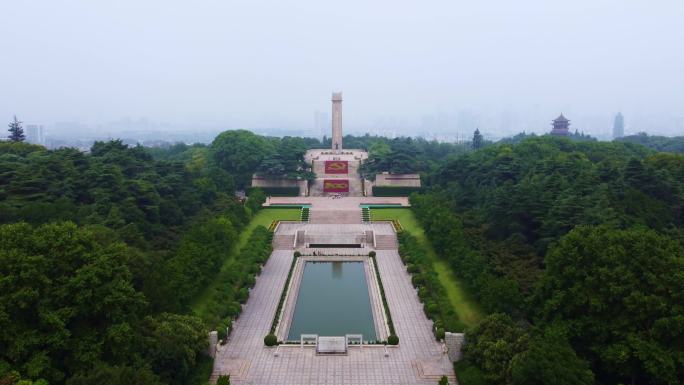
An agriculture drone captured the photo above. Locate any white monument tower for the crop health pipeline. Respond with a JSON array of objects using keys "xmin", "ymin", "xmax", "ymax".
[{"xmin": 331, "ymin": 92, "xmax": 343, "ymax": 151}]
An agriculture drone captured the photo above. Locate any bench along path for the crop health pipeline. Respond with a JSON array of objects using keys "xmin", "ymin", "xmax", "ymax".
[{"xmin": 211, "ymin": 234, "xmax": 455, "ymax": 384}]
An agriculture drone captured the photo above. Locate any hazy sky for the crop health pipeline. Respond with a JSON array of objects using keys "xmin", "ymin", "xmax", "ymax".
[{"xmin": 1, "ymin": 0, "xmax": 683, "ymax": 137}]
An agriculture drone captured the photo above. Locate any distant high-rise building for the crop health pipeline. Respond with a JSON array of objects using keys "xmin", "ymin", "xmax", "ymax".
[
  {"xmin": 25, "ymin": 124, "xmax": 45, "ymax": 145},
  {"xmin": 314, "ymin": 110, "xmax": 329, "ymax": 141},
  {"xmin": 550, "ymin": 114, "xmax": 570, "ymax": 136},
  {"xmin": 613, "ymin": 112, "xmax": 624, "ymax": 139}
]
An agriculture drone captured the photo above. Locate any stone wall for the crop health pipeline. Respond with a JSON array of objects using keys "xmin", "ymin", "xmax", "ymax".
[
  {"xmin": 444, "ymin": 332, "xmax": 465, "ymax": 362},
  {"xmin": 251, "ymin": 175, "xmax": 308, "ymax": 196},
  {"xmin": 374, "ymin": 172, "xmax": 421, "ymax": 188}
]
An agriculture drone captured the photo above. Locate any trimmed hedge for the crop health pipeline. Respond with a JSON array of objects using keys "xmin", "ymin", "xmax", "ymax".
[
  {"xmin": 270, "ymin": 251, "xmax": 301, "ymax": 335},
  {"xmin": 368, "ymin": 251, "xmax": 397, "ymax": 341},
  {"xmin": 372, "ymin": 186, "xmax": 422, "ymax": 197},
  {"xmin": 264, "ymin": 334, "xmax": 278, "ymax": 346},
  {"xmin": 249, "ymin": 186, "xmax": 300, "ymax": 197}
]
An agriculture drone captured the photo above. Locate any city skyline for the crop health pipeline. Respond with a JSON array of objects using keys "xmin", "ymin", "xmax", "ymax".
[{"xmin": 2, "ymin": 0, "xmax": 683, "ymax": 141}]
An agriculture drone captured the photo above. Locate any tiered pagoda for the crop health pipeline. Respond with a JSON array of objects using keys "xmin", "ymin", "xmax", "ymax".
[{"xmin": 550, "ymin": 114, "xmax": 570, "ymax": 136}]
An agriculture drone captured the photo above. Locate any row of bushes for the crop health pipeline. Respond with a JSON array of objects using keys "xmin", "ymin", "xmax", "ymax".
[
  {"xmin": 195, "ymin": 226, "xmax": 273, "ymax": 340},
  {"xmin": 372, "ymin": 186, "xmax": 422, "ymax": 196},
  {"xmin": 268, "ymin": 251, "xmax": 302, "ymax": 340},
  {"xmin": 397, "ymin": 232, "xmax": 464, "ymax": 337},
  {"xmin": 368, "ymin": 251, "xmax": 399, "ymax": 345},
  {"xmin": 248, "ymin": 186, "xmax": 300, "ymax": 197}
]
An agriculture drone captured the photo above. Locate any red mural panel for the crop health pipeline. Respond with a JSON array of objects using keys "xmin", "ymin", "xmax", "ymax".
[
  {"xmin": 323, "ymin": 179, "xmax": 349, "ymax": 193},
  {"xmin": 325, "ymin": 160, "xmax": 348, "ymax": 174}
]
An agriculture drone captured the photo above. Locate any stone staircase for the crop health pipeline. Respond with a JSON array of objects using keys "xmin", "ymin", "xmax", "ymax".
[
  {"xmin": 272, "ymin": 234, "xmax": 295, "ymax": 249},
  {"xmin": 309, "ymin": 177, "xmax": 364, "ymax": 197},
  {"xmin": 312, "ymin": 159, "xmax": 361, "ymax": 175},
  {"xmin": 374, "ymin": 234, "xmax": 398, "ymax": 250},
  {"xmin": 309, "ymin": 159, "xmax": 364, "ymax": 197},
  {"xmin": 309, "ymin": 210, "xmax": 362, "ymax": 224}
]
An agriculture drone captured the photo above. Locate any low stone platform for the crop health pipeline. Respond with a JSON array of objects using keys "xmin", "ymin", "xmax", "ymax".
[{"xmin": 317, "ymin": 337, "xmax": 347, "ymax": 354}]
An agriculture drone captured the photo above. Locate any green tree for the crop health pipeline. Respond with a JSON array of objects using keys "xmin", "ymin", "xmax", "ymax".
[
  {"xmin": 509, "ymin": 327, "xmax": 594, "ymax": 385},
  {"xmin": 247, "ymin": 187, "xmax": 266, "ymax": 214},
  {"xmin": 0, "ymin": 222, "xmax": 146, "ymax": 382},
  {"xmin": 137, "ymin": 313, "xmax": 207, "ymax": 385},
  {"xmin": 8, "ymin": 116, "xmax": 25, "ymax": 142},
  {"xmin": 472, "ymin": 128, "xmax": 484, "ymax": 149},
  {"xmin": 463, "ymin": 313, "xmax": 528, "ymax": 385},
  {"xmin": 210, "ymin": 130, "xmax": 275, "ymax": 188},
  {"xmin": 537, "ymin": 226, "xmax": 684, "ymax": 385},
  {"xmin": 66, "ymin": 365, "xmax": 162, "ymax": 385}
]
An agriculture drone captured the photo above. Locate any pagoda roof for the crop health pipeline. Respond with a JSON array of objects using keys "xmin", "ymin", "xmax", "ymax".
[{"xmin": 553, "ymin": 113, "xmax": 570, "ymax": 122}]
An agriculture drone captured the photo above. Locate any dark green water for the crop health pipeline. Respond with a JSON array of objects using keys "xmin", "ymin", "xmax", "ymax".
[{"xmin": 287, "ymin": 261, "xmax": 376, "ymax": 341}]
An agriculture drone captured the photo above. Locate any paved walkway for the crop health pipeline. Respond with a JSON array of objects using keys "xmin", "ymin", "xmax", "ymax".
[{"xmin": 211, "ymin": 220, "xmax": 455, "ymax": 384}]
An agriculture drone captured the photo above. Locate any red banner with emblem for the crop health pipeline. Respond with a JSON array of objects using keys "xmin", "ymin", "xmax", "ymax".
[
  {"xmin": 325, "ymin": 160, "xmax": 348, "ymax": 174},
  {"xmin": 323, "ymin": 179, "xmax": 349, "ymax": 193}
]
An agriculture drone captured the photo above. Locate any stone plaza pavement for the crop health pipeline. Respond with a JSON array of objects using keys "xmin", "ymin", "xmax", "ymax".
[{"xmin": 211, "ymin": 243, "xmax": 456, "ymax": 384}]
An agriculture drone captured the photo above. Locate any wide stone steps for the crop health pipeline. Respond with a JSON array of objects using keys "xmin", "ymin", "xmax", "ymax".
[
  {"xmin": 309, "ymin": 177, "xmax": 364, "ymax": 197},
  {"xmin": 374, "ymin": 234, "xmax": 398, "ymax": 250},
  {"xmin": 272, "ymin": 234, "xmax": 295, "ymax": 249},
  {"xmin": 312, "ymin": 159, "xmax": 361, "ymax": 176},
  {"xmin": 309, "ymin": 210, "xmax": 362, "ymax": 224}
]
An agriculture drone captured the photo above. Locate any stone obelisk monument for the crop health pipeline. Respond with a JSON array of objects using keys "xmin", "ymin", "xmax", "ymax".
[{"xmin": 331, "ymin": 92, "xmax": 343, "ymax": 151}]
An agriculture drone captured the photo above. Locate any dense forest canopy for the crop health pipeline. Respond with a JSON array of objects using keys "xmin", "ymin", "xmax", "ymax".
[
  {"xmin": 2, "ymin": 130, "xmax": 684, "ymax": 385},
  {"xmin": 412, "ymin": 136, "xmax": 684, "ymax": 385},
  {"xmin": 0, "ymin": 138, "xmax": 259, "ymax": 384},
  {"xmin": 617, "ymin": 133, "xmax": 684, "ymax": 153},
  {"xmin": 151, "ymin": 132, "xmax": 470, "ymax": 185}
]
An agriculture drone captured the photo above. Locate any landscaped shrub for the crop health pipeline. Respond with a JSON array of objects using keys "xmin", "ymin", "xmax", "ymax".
[
  {"xmin": 225, "ymin": 301, "xmax": 241, "ymax": 317},
  {"xmin": 418, "ymin": 287, "xmax": 429, "ymax": 299},
  {"xmin": 249, "ymin": 262, "xmax": 261, "ymax": 275},
  {"xmin": 194, "ymin": 226, "xmax": 273, "ymax": 335},
  {"xmin": 425, "ymin": 301, "xmax": 439, "ymax": 317},
  {"xmin": 236, "ymin": 287, "xmax": 249, "ymax": 303},
  {"xmin": 369, "ymin": 253, "xmax": 397, "ymax": 338},
  {"xmin": 216, "ymin": 374, "xmax": 230, "ymax": 385},
  {"xmin": 270, "ymin": 252, "xmax": 301, "ymax": 334},
  {"xmin": 264, "ymin": 334, "xmax": 278, "ymax": 346},
  {"xmin": 217, "ymin": 318, "xmax": 231, "ymax": 340},
  {"xmin": 438, "ymin": 375, "xmax": 449, "ymax": 385},
  {"xmin": 435, "ymin": 328, "xmax": 446, "ymax": 341},
  {"xmin": 398, "ymin": 231, "xmax": 462, "ymax": 337},
  {"xmin": 387, "ymin": 334, "xmax": 399, "ymax": 345}
]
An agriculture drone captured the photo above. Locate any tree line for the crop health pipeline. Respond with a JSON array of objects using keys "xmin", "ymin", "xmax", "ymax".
[
  {"xmin": 0, "ymin": 138, "xmax": 265, "ymax": 385},
  {"xmin": 412, "ymin": 136, "xmax": 684, "ymax": 385}
]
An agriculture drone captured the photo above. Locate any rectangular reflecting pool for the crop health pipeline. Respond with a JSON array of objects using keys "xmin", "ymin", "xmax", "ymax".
[{"xmin": 287, "ymin": 261, "xmax": 376, "ymax": 341}]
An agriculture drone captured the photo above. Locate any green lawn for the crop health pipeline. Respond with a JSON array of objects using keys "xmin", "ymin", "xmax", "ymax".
[
  {"xmin": 236, "ymin": 208, "xmax": 300, "ymax": 250},
  {"xmin": 371, "ymin": 208, "xmax": 483, "ymax": 327},
  {"xmin": 190, "ymin": 208, "xmax": 301, "ymax": 314}
]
